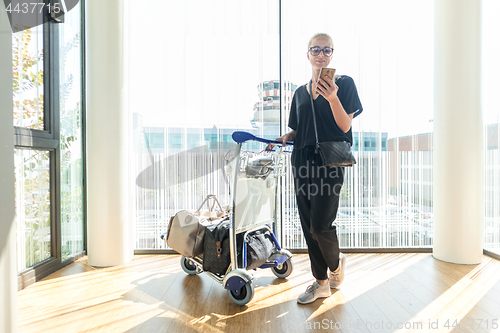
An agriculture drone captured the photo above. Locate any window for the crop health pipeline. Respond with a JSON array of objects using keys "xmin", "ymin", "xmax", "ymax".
[
  {"xmin": 187, "ymin": 131, "xmax": 203, "ymax": 148},
  {"xmin": 15, "ymin": 149, "xmax": 51, "ymax": 271},
  {"xmin": 282, "ymin": 0, "xmax": 434, "ymax": 249},
  {"xmin": 12, "ymin": 1, "xmax": 85, "ymax": 282},
  {"xmin": 204, "ymin": 134, "xmax": 217, "ymax": 143},
  {"xmin": 483, "ymin": 0, "xmax": 500, "ymax": 256},
  {"xmin": 130, "ymin": 0, "xmax": 437, "ymax": 251},
  {"xmin": 13, "ymin": 23, "xmax": 55, "ymax": 272},
  {"xmin": 129, "ymin": 0, "xmax": 279, "ymax": 249},
  {"xmin": 13, "ymin": 25, "xmax": 44, "ymax": 130},
  {"xmin": 59, "ymin": 3, "xmax": 84, "ymax": 261},
  {"xmin": 144, "ymin": 132, "xmax": 165, "ymax": 149},
  {"xmin": 168, "ymin": 133, "xmax": 182, "ymax": 149}
]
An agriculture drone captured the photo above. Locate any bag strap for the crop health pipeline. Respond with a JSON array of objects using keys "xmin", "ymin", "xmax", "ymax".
[
  {"xmin": 213, "ymin": 218, "xmax": 229, "ymax": 258},
  {"xmin": 308, "ymin": 79, "xmax": 321, "ymax": 154},
  {"xmin": 196, "ymin": 194, "xmax": 224, "ymax": 215},
  {"xmin": 307, "ymin": 78, "xmax": 353, "ymax": 147}
]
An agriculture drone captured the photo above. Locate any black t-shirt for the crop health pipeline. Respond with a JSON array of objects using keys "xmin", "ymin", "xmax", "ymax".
[{"xmin": 288, "ymin": 75, "xmax": 363, "ymax": 149}]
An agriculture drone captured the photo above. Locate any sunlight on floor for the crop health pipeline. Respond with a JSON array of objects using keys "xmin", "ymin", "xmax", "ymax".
[{"xmin": 17, "ymin": 254, "xmax": 500, "ymax": 333}]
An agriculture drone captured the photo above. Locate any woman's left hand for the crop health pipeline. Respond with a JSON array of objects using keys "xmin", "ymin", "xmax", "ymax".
[{"xmin": 316, "ymin": 76, "xmax": 339, "ymax": 102}]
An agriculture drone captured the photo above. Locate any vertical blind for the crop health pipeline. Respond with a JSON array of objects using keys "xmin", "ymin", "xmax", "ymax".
[
  {"xmin": 483, "ymin": 0, "xmax": 500, "ymax": 256},
  {"xmin": 129, "ymin": 0, "xmax": 499, "ymax": 253}
]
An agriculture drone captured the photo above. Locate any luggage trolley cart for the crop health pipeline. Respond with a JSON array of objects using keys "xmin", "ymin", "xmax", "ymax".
[{"xmin": 178, "ymin": 131, "xmax": 294, "ymax": 305}]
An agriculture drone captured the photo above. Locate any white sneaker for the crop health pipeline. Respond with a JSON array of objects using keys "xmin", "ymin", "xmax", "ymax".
[
  {"xmin": 329, "ymin": 253, "xmax": 346, "ymax": 289},
  {"xmin": 297, "ymin": 281, "xmax": 331, "ymax": 304}
]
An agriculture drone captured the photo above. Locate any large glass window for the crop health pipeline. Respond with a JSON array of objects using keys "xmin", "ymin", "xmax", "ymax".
[
  {"xmin": 281, "ymin": 0, "xmax": 434, "ymax": 249},
  {"xmin": 59, "ymin": 3, "xmax": 84, "ymax": 261},
  {"xmin": 483, "ymin": 0, "xmax": 500, "ymax": 256},
  {"xmin": 13, "ymin": 20, "xmax": 52, "ymax": 272},
  {"xmin": 12, "ymin": 1, "xmax": 85, "ymax": 280},
  {"xmin": 131, "ymin": 0, "xmax": 434, "ymax": 250},
  {"xmin": 15, "ymin": 149, "xmax": 51, "ymax": 271},
  {"xmin": 130, "ymin": 0, "xmax": 498, "ymax": 252},
  {"xmin": 130, "ymin": 0, "xmax": 280, "ymax": 249},
  {"xmin": 12, "ymin": 26, "xmax": 44, "ymax": 130}
]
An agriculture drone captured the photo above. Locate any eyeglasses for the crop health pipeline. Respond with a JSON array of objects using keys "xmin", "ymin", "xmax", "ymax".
[{"xmin": 308, "ymin": 46, "xmax": 334, "ymax": 57}]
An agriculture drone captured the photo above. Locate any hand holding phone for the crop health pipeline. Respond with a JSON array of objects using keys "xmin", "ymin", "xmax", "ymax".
[{"xmin": 318, "ymin": 67, "xmax": 336, "ymax": 87}]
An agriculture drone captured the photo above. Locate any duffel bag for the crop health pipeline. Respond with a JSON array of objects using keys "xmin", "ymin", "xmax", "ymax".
[
  {"xmin": 203, "ymin": 218, "xmax": 231, "ymax": 276},
  {"xmin": 164, "ymin": 195, "xmax": 227, "ymax": 258}
]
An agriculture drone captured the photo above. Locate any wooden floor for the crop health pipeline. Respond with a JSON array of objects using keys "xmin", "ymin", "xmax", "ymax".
[{"xmin": 18, "ymin": 253, "xmax": 500, "ymax": 333}]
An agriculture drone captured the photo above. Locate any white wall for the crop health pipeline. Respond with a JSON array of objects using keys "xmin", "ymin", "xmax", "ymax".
[{"xmin": 0, "ymin": 6, "xmax": 18, "ymax": 333}]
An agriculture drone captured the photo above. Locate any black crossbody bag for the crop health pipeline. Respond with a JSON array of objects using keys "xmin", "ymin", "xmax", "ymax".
[{"xmin": 307, "ymin": 79, "xmax": 356, "ymax": 167}]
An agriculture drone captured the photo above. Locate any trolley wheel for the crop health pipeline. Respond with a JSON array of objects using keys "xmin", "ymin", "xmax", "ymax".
[
  {"xmin": 180, "ymin": 256, "xmax": 199, "ymax": 275},
  {"xmin": 227, "ymin": 281, "xmax": 255, "ymax": 306},
  {"xmin": 271, "ymin": 258, "xmax": 293, "ymax": 279}
]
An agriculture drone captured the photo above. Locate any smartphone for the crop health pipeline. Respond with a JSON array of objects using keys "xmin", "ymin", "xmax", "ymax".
[{"xmin": 318, "ymin": 67, "xmax": 336, "ymax": 86}]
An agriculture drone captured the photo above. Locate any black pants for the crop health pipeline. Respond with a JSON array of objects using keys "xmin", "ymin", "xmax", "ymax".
[{"xmin": 291, "ymin": 146, "xmax": 344, "ymax": 280}]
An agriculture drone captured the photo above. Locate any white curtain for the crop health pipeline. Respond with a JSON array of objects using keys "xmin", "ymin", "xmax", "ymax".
[
  {"xmin": 483, "ymin": 0, "xmax": 500, "ymax": 256},
  {"xmin": 128, "ymin": 0, "xmax": 499, "ymax": 251}
]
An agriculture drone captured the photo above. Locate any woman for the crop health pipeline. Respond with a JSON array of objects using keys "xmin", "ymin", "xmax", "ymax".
[{"xmin": 273, "ymin": 33, "xmax": 362, "ymax": 304}]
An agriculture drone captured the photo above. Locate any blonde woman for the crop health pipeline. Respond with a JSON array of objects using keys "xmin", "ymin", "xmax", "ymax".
[{"xmin": 274, "ymin": 33, "xmax": 362, "ymax": 304}]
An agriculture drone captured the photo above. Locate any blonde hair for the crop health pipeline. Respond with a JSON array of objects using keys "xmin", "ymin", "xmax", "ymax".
[{"xmin": 308, "ymin": 33, "xmax": 334, "ymax": 49}]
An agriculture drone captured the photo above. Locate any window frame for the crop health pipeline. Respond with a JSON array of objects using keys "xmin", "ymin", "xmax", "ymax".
[{"xmin": 14, "ymin": 0, "xmax": 87, "ymax": 289}]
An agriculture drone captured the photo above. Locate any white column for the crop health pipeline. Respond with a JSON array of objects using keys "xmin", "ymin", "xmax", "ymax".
[
  {"xmin": 0, "ymin": 7, "xmax": 18, "ymax": 333},
  {"xmin": 86, "ymin": 0, "xmax": 133, "ymax": 266},
  {"xmin": 433, "ymin": 0, "xmax": 483, "ymax": 264}
]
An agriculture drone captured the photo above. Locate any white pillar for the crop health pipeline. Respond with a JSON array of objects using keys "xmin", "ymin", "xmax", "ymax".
[
  {"xmin": 433, "ymin": 0, "xmax": 483, "ymax": 264},
  {"xmin": 0, "ymin": 7, "xmax": 18, "ymax": 333},
  {"xmin": 86, "ymin": 0, "xmax": 133, "ymax": 266}
]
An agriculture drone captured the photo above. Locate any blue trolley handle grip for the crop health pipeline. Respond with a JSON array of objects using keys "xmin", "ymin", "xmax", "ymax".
[{"xmin": 232, "ymin": 131, "xmax": 294, "ymax": 146}]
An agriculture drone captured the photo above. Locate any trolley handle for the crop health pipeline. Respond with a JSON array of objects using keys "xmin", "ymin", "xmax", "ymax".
[{"xmin": 232, "ymin": 131, "xmax": 294, "ymax": 146}]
